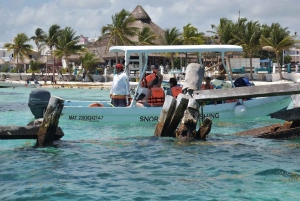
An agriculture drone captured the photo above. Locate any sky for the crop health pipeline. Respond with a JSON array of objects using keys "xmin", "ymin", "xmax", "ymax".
[{"xmin": 1, "ymin": 0, "xmax": 300, "ymax": 48}]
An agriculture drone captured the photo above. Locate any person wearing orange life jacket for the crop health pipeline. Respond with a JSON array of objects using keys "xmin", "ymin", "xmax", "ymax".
[
  {"xmin": 146, "ymin": 66, "xmax": 163, "ymax": 88},
  {"xmin": 166, "ymin": 77, "xmax": 182, "ymax": 98},
  {"xmin": 148, "ymin": 78, "xmax": 165, "ymax": 107},
  {"xmin": 201, "ymin": 76, "xmax": 214, "ymax": 90},
  {"xmin": 201, "ymin": 77, "xmax": 216, "ymax": 105}
]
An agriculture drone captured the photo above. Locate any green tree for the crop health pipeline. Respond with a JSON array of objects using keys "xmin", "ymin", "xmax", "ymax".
[
  {"xmin": 30, "ymin": 28, "xmax": 45, "ymax": 59},
  {"xmin": 208, "ymin": 18, "xmax": 236, "ymax": 77},
  {"xmin": 99, "ymin": 9, "xmax": 138, "ymax": 64},
  {"xmin": 54, "ymin": 27, "xmax": 83, "ymax": 77},
  {"xmin": 260, "ymin": 23, "xmax": 296, "ymax": 79},
  {"xmin": 3, "ymin": 33, "xmax": 33, "ymax": 73},
  {"xmin": 233, "ymin": 20, "xmax": 261, "ymax": 80},
  {"xmin": 29, "ymin": 60, "xmax": 41, "ymax": 79},
  {"xmin": 42, "ymin": 24, "xmax": 61, "ymax": 76},
  {"xmin": 79, "ymin": 51, "xmax": 100, "ymax": 82},
  {"xmin": 160, "ymin": 27, "xmax": 182, "ymax": 68},
  {"xmin": 181, "ymin": 23, "xmax": 204, "ymax": 66},
  {"xmin": 137, "ymin": 27, "xmax": 157, "ymax": 45}
]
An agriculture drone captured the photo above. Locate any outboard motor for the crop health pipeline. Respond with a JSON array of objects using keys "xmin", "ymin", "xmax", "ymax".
[{"xmin": 28, "ymin": 89, "xmax": 51, "ymax": 119}]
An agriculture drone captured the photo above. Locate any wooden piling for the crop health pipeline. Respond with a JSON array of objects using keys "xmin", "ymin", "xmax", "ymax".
[
  {"xmin": 36, "ymin": 96, "xmax": 64, "ymax": 147},
  {"xmin": 196, "ymin": 118, "xmax": 212, "ymax": 140},
  {"xmin": 154, "ymin": 95, "xmax": 177, "ymax": 137},
  {"xmin": 175, "ymin": 98, "xmax": 200, "ymax": 141},
  {"xmin": 182, "ymin": 63, "xmax": 204, "ymax": 92},
  {"xmin": 164, "ymin": 94, "xmax": 189, "ymax": 137}
]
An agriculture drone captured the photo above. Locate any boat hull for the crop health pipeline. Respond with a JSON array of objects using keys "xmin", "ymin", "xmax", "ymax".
[{"xmin": 61, "ymin": 95, "xmax": 291, "ymax": 124}]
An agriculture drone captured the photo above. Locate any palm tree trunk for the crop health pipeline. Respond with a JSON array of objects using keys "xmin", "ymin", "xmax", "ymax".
[
  {"xmin": 115, "ymin": 52, "xmax": 119, "ymax": 65},
  {"xmin": 65, "ymin": 57, "xmax": 72, "ymax": 76},
  {"xmin": 185, "ymin": 52, "xmax": 188, "ymax": 66},
  {"xmin": 276, "ymin": 53, "xmax": 283, "ymax": 80},
  {"xmin": 225, "ymin": 54, "xmax": 233, "ymax": 80},
  {"xmin": 249, "ymin": 53, "xmax": 253, "ymax": 80},
  {"xmin": 170, "ymin": 53, "xmax": 175, "ymax": 69}
]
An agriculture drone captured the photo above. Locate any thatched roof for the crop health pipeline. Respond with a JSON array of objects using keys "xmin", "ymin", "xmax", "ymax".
[
  {"xmin": 129, "ymin": 5, "xmax": 164, "ymax": 44},
  {"xmin": 130, "ymin": 5, "xmax": 151, "ymax": 23},
  {"xmin": 87, "ymin": 5, "xmax": 165, "ymax": 59}
]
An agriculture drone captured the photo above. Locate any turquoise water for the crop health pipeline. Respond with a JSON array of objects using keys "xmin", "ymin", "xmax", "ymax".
[{"xmin": 1, "ymin": 87, "xmax": 300, "ymax": 200}]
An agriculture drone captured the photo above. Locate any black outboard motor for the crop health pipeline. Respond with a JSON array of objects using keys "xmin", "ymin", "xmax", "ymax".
[{"xmin": 28, "ymin": 89, "xmax": 51, "ymax": 119}]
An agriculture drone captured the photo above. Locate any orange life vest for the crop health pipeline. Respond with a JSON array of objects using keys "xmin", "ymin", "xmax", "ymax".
[
  {"xmin": 148, "ymin": 87, "xmax": 165, "ymax": 106},
  {"xmin": 201, "ymin": 84, "xmax": 214, "ymax": 90},
  {"xmin": 145, "ymin": 73, "xmax": 156, "ymax": 85},
  {"xmin": 171, "ymin": 86, "xmax": 182, "ymax": 98}
]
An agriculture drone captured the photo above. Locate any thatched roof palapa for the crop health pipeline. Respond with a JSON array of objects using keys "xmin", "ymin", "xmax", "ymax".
[
  {"xmin": 87, "ymin": 5, "xmax": 165, "ymax": 60},
  {"xmin": 128, "ymin": 5, "xmax": 165, "ymax": 44}
]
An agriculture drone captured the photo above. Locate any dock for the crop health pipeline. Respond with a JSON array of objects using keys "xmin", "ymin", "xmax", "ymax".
[{"xmin": 193, "ymin": 82, "xmax": 300, "ymax": 102}]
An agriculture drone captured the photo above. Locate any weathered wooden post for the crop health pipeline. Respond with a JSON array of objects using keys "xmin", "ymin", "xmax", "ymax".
[
  {"xmin": 165, "ymin": 93, "xmax": 189, "ymax": 137},
  {"xmin": 154, "ymin": 95, "xmax": 177, "ymax": 137},
  {"xmin": 196, "ymin": 118, "xmax": 212, "ymax": 140},
  {"xmin": 36, "ymin": 96, "xmax": 64, "ymax": 147},
  {"xmin": 175, "ymin": 98, "xmax": 200, "ymax": 141},
  {"xmin": 182, "ymin": 63, "xmax": 204, "ymax": 97}
]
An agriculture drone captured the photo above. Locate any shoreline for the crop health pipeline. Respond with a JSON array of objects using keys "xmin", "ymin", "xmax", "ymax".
[{"xmin": 0, "ymin": 78, "xmax": 295, "ymax": 89}]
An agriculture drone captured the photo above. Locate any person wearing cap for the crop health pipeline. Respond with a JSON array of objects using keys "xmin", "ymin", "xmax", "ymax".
[{"xmin": 110, "ymin": 63, "xmax": 130, "ymax": 107}]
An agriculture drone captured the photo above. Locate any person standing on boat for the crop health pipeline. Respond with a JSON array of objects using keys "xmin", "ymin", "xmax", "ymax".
[
  {"xmin": 166, "ymin": 77, "xmax": 182, "ymax": 98},
  {"xmin": 110, "ymin": 63, "xmax": 130, "ymax": 107}
]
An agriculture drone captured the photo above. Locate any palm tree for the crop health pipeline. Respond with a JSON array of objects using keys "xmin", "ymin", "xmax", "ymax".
[
  {"xmin": 54, "ymin": 27, "xmax": 83, "ymax": 77},
  {"xmin": 79, "ymin": 51, "xmax": 100, "ymax": 82},
  {"xmin": 99, "ymin": 9, "xmax": 139, "ymax": 64},
  {"xmin": 208, "ymin": 18, "xmax": 236, "ymax": 78},
  {"xmin": 209, "ymin": 18, "xmax": 235, "ymax": 44},
  {"xmin": 29, "ymin": 60, "xmax": 41, "ymax": 80},
  {"xmin": 181, "ymin": 23, "xmax": 204, "ymax": 66},
  {"xmin": 30, "ymin": 28, "xmax": 45, "ymax": 59},
  {"xmin": 260, "ymin": 23, "xmax": 296, "ymax": 80},
  {"xmin": 233, "ymin": 21, "xmax": 261, "ymax": 80},
  {"xmin": 160, "ymin": 27, "xmax": 182, "ymax": 68},
  {"xmin": 42, "ymin": 24, "xmax": 61, "ymax": 76},
  {"xmin": 3, "ymin": 33, "xmax": 33, "ymax": 73},
  {"xmin": 137, "ymin": 27, "xmax": 157, "ymax": 45}
]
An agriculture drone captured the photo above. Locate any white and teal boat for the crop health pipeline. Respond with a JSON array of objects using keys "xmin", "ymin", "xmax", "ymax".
[{"xmin": 61, "ymin": 45, "xmax": 292, "ymax": 124}]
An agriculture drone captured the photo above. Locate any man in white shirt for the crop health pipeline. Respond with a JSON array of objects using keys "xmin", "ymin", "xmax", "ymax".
[{"xmin": 110, "ymin": 63, "xmax": 130, "ymax": 107}]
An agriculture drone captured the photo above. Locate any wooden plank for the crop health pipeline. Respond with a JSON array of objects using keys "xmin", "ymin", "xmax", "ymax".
[
  {"xmin": 193, "ymin": 82, "xmax": 300, "ymax": 101},
  {"xmin": 257, "ymin": 126, "xmax": 300, "ymax": 139},
  {"xmin": 234, "ymin": 123, "xmax": 282, "ymax": 137},
  {"xmin": 0, "ymin": 126, "xmax": 64, "ymax": 140},
  {"xmin": 269, "ymin": 107, "xmax": 300, "ymax": 121}
]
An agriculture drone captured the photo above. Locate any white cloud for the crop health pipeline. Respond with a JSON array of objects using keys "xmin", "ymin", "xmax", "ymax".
[{"xmin": 0, "ymin": 0, "xmax": 300, "ymax": 47}]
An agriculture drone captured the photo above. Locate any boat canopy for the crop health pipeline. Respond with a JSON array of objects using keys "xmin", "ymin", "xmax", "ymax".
[{"xmin": 109, "ymin": 45, "xmax": 243, "ymax": 54}]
